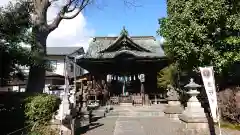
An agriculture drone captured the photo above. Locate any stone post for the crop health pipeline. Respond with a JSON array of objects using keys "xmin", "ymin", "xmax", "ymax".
[
  {"xmin": 139, "ymin": 74, "xmax": 145, "ymax": 105},
  {"xmin": 179, "ymin": 78, "xmax": 208, "ymax": 131},
  {"xmin": 54, "ymin": 91, "xmax": 72, "ymax": 135},
  {"xmin": 164, "ymin": 85, "xmax": 183, "ymax": 121}
]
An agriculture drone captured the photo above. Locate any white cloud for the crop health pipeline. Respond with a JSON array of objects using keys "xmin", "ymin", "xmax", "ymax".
[
  {"xmin": 0, "ymin": 0, "xmax": 10, "ymax": 6},
  {"xmin": 47, "ymin": 1, "xmax": 95, "ymax": 52},
  {"xmin": 160, "ymin": 37, "xmax": 165, "ymax": 44},
  {"xmin": 107, "ymin": 34, "xmax": 117, "ymax": 37},
  {"xmin": 1, "ymin": 0, "xmax": 94, "ymax": 52}
]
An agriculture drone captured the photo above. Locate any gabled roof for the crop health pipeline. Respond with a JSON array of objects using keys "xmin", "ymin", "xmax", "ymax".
[
  {"xmin": 47, "ymin": 47, "xmax": 84, "ymax": 56},
  {"xmin": 84, "ymin": 35, "xmax": 165, "ymax": 59},
  {"xmin": 100, "ymin": 34, "xmax": 151, "ymax": 53}
]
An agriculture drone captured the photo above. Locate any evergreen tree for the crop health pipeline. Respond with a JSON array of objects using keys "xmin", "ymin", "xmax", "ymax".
[
  {"xmin": 0, "ymin": 1, "xmax": 32, "ymax": 86},
  {"xmin": 158, "ymin": 0, "xmax": 240, "ymax": 85}
]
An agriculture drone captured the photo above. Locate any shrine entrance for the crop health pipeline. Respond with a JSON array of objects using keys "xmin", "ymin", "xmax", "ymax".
[
  {"xmin": 77, "ymin": 27, "xmax": 168, "ymax": 105},
  {"xmin": 110, "ymin": 77, "xmax": 141, "ymax": 96}
]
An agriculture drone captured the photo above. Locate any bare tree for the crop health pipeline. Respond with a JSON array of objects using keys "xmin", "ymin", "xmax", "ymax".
[
  {"xmin": 26, "ymin": 0, "xmax": 139, "ymax": 92},
  {"xmin": 26, "ymin": 0, "xmax": 93, "ymax": 92}
]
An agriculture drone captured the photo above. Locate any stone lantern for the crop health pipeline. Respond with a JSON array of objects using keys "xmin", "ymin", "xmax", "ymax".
[
  {"xmin": 179, "ymin": 78, "xmax": 208, "ymax": 131},
  {"xmin": 163, "ymin": 85, "xmax": 183, "ymax": 121}
]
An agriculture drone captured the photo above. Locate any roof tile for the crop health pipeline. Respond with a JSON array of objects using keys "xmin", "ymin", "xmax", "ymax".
[{"xmin": 85, "ymin": 36, "xmax": 165, "ymax": 59}]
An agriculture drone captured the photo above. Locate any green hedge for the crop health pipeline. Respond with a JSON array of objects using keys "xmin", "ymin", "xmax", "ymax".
[
  {"xmin": 25, "ymin": 94, "xmax": 60, "ymax": 125},
  {"xmin": 0, "ymin": 92, "xmax": 36, "ymax": 135},
  {"xmin": 25, "ymin": 94, "xmax": 60, "ymax": 134},
  {"xmin": 0, "ymin": 92, "xmax": 60, "ymax": 135}
]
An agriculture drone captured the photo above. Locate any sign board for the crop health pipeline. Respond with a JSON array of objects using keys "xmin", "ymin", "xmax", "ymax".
[{"xmin": 199, "ymin": 66, "xmax": 218, "ymax": 121}]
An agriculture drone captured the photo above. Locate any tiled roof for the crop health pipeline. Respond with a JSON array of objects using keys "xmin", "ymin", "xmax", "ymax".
[
  {"xmin": 84, "ymin": 36, "xmax": 165, "ymax": 59},
  {"xmin": 45, "ymin": 71, "xmax": 64, "ymax": 77},
  {"xmin": 47, "ymin": 47, "xmax": 84, "ymax": 56}
]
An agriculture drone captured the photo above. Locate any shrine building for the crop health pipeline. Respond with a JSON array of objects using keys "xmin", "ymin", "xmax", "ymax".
[{"xmin": 77, "ymin": 27, "xmax": 168, "ymax": 105}]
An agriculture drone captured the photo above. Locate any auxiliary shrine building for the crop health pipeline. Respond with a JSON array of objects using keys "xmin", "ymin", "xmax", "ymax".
[{"xmin": 77, "ymin": 28, "xmax": 168, "ymax": 105}]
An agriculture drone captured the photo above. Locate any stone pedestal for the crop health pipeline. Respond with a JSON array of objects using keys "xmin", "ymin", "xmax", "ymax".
[
  {"xmin": 55, "ymin": 93, "xmax": 71, "ymax": 120},
  {"xmin": 179, "ymin": 79, "xmax": 208, "ymax": 132},
  {"xmin": 164, "ymin": 100, "xmax": 183, "ymax": 121},
  {"xmin": 51, "ymin": 119, "xmax": 71, "ymax": 135},
  {"xmin": 60, "ymin": 124, "xmax": 72, "ymax": 135},
  {"xmin": 164, "ymin": 86, "xmax": 183, "ymax": 121}
]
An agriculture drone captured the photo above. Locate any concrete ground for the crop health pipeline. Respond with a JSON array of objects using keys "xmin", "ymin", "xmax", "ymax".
[{"xmin": 77, "ymin": 105, "xmax": 240, "ymax": 135}]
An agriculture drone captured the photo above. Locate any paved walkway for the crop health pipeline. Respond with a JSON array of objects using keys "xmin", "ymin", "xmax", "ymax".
[{"xmin": 80, "ymin": 105, "xmax": 240, "ymax": 135}]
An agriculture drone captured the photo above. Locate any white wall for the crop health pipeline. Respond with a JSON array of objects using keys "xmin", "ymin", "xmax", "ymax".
[
  {"xmin": 48, "ymin": 55, "xmax": 65, "ymax": 76},
  {"xmin": 19, "ymin": 55, "xmax": 83, "ymax": 78},
  {"xmin": 48, "ymin": 55, "xmax": 83, "ymax": 78},
  {"xmin": 0, "ymin": 85, "xmax": 26, "ymax": 92}
]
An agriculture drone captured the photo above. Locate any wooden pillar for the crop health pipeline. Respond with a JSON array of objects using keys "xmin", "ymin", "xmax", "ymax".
[{"xmin": 92, "ymin": 76, "xmax": 96, "ymax": 89}]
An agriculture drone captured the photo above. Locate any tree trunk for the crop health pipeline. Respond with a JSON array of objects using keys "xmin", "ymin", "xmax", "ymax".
[{"xmin": 26, "ymin": 27, "xmax": 48, "ymax": 93}]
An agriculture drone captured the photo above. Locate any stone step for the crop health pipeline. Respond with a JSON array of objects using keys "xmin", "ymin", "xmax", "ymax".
[
  {"xmin": 119, "ymin": 103, "xmax": 133, "ymax": 106},
  {"xmin": 108, "ymin": 111, "xmax": 164, "ymax": 117}
]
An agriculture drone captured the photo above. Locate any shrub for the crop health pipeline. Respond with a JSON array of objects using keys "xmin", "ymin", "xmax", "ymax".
[
  {"xmin": 157, "ymin": 64, "xmax": 178, "ymax": 90},
  {"xmin": 27, "ymin": 125, "xmax": 58, "ymax": 135},
  {"xmin": 24, "ymin": 94, "xmax": 60, "ymax": 132},
  {"xmin": 0, "ymin": 92, "xmax": 36, "ymax": 134},
  {"xmin": 218, "ymin": 87, "xmax": 240, "ymax": 124},
  {"xmin": 0, "ymin": 92, "xmax": 60, "ymax": 135}
]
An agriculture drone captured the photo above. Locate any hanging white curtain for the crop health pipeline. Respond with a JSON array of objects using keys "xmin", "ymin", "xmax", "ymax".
[
  {"xmin": 106, "ymin": 74, "xmax": 111, "ymax": 82},
  {"xmin": 109, "ymin": 75, "xmax": 112, "ymax": 82},
  {"xmin": 106, "ymin": 75, "xmax": 108, "ymax": 81},
  {"xmin": 125, "ymin": 76, "xmax": 128, "ymax": 82},
  {"xmin": 107, "ymin": 74, "xmax": 112, "ymax": 82}
]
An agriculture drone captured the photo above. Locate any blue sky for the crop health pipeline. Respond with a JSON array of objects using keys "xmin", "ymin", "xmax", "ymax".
[
  {"xmin": 83, "ymin": 0, "xmax": 167, "ymax": 37},
  {"xmin": 0, "ymin": 0, "xmax": 167, "ymax": 49}
]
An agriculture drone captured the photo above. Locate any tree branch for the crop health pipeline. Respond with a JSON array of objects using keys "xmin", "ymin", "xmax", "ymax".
[
  {"xmin": 60, "ymin": 8, "xmax": 81, "ymax": 19},
  {"xmin": 66, "ymin": 3, "xmax": 77, "ymax": 13},
  {"xmin": 48, "ymin": 0, "xmax": 91, "ymax": 32},
  {"xmin": 61, "ymin": 0, "xmax": 90, "ymax": 19},
  {"xmin": 123, "ymin": 0, "xmax": 142, "ymax": 8}
]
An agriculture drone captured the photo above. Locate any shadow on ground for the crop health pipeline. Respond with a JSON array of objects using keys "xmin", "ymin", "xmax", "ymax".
[
  {"xmin": 75, "ymin": 116, "xmax": 105, "ymax": 134},
  {"xmin": 76, "ymin": 122, "xmax": 104, "ymax": 134},
  {"xmin": 91, "ymin": 116, "xmax": 105, "ymax": 122},
  {"xmin": 207, "ymin": 113, "xmax": 216, "ymax": 135}
]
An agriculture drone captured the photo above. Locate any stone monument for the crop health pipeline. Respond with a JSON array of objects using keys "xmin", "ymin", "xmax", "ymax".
[
  {"xmin": 82, "ymin": 89, "xmax": 88, "ymax": 110},
  {"xmin": 164, "ymin": 85, "xmax": 183, "ymax": 120},
  {"xmin": 179, "ymin": 78, "xmax": 208, "ymax": 131}
]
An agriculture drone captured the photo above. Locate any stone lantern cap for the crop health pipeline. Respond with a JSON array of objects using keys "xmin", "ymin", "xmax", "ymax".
[{"xmin": 184, "ymin": 78, "xmax": 201, "ymax": 89}]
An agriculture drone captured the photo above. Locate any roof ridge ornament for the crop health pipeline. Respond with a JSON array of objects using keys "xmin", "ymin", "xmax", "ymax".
[{"xmin": 120, "ymin": 26, "xmax": 129, "ymax": 36}]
